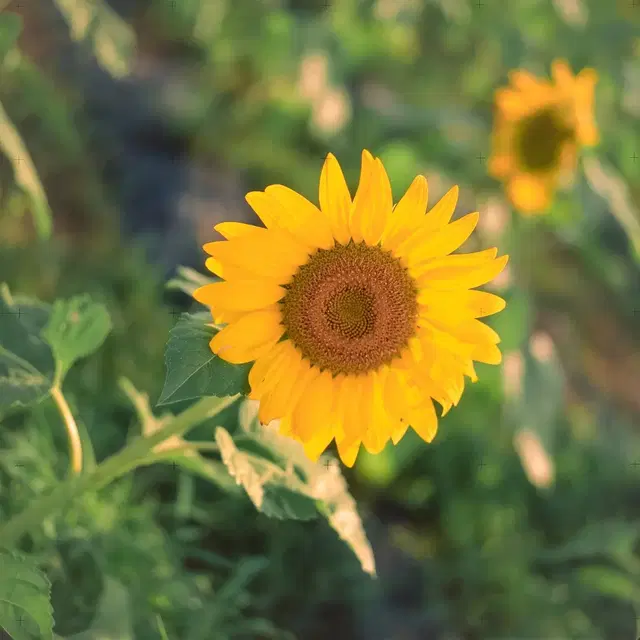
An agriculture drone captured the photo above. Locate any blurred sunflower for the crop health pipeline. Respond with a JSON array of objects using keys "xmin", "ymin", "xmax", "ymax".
[
  {"xmin": 194, "ymin": 151, "xmax": 508, "ymax": 466},
  {"xmin": 489, "ymin": 60, "xmax": 599, "ymax": 214}
]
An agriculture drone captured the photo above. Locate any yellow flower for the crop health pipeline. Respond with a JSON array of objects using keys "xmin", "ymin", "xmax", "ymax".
[
  {"xmin": 194, "ymin": 151, "xmax": 508, "ymax": 467},
  {"xmin": 489, "ymin": 60, "xmax": 599, "ymax": 215}
]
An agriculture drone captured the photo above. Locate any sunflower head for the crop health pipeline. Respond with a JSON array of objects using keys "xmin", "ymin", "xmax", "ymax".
[
  {"xmin": 489, "ymin": 59, "xmax": 599, "ymax": 215},
  {"xmin": 194, "ymin": 151, "xmax": 508, "ymax": 467}
]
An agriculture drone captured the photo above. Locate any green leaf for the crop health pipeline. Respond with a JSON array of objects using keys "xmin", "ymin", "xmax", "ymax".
[
  {"xmin": 62, "ymin": 578, "xmax": 133, "ymax": 640},
  {"xmin": 49, "ymin": 540, "xmax": 103, "ymax": 638},
  {"xmin": 158, "ymin": 312, "xmax": 250, "ymax": 406},
  {"xmin": 215, "ymin": 426, "xmax": 319, "ymax": 521},
  {"xmin": 41, "ymin": 295, "xmax": 111, "ymax": 384},
  {"xmin": 0, "ymin": 289, "xmax": 55, "ymax": 414},
  {"xmin": 166, "ymin": 266, "xmax": 218, "ymax": 297},
  {"xmin": 228, "ymin": 401, "xmax": 377, "ymax": 576},
  {"xmin": 575, "ymin": 566, "xmax": 640, "ymax": 604},
  {"xmin": 0, "ymin": 549, "xmax": 54, "ymax": 640},
  {"xmin": 118, "ymin": 377, "xmax": 240, "ymax": 494},
  {"xmin": 0, "ymin": 12, "xmax": 22, "ymax": 60},
  {"xmin": 537, "ymin": 520, "xmax": 640, "ymax": 565},
  {"xmin": 0, "ymin": 99, "xmax": 53, "ymax": 239}
]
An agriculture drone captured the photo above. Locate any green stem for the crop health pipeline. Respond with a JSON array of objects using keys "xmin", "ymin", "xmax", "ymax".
[
  {"xmin": 50, "ymin": 385, "xmax": 83, "ymax": 475},
  {"xmin": 0, "ymin": 394, "xmax": 239, "ymax": 547}
]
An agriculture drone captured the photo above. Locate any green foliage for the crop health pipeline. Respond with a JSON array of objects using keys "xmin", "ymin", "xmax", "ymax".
[
  {"xmin": 0, "ymin": 12, "xmax": 21, "ymax": 60},
  {"xmin": 2, "ymin": 0, "xmax": 640, "ymax": 637},
  {"xmin": 42, "ymin": 296, "xmax": 111, "ymax": 385},
  {"xmin": 215, "ymin": 426, "xmax": 319, "ymax": 521},
  {"xmin": 52, "ymin": 0, "xmax": 135, "ymax": 78},
  {"xmin": 0, "ymin": 287, "xmax": 55, "ymax": 413},
  {"xmin": 0, "ymin": 287, "xmax": 111, "ymax": 411},
  {"xmin": 222, "ymin": 401, "xmax": 377, "ymax": 576},
  {"xmin": 158, "ymin": 312, "xmax": 251, "ymax": 406},
  {"xmin": 0, "ymin": 79, "xmax": 53, "ymax": 238},
  {"xmin": 0, "ymin": 549, "xmax": 53, "ymax": 640},
  {"xmin": 58, "ymin": 578, "xmax": 133, "ymax": 640}
]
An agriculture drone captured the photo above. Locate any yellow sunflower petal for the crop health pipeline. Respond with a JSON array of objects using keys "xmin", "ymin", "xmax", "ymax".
[
  {"xmin": 363, "ymin": 371, "xmax": 395, "ymax": 454},
  {"xmin": 336, "ymin": 437, "xmax": 361, "ymax": 468},
  {"xmin": 416, "ymin": 254, "xmax": 509, "ymax": 290},
  {"xmin": 421, "ymin": 185, "xmax": 459, "ymax": 233},
  {"xmin": 337, "ymin": 375, "xmax": 365, "ymax": 443},
  {"xmin": 509, "ymin": 69, "xmax": 549, "ymax": 94},
  {"xmin": 574, "ymin": 68, "xmax": 599, "ymax": 147},
  {"xmin": 471, "ymin": 342, "xmax": 503, "ymax": 365},
  {"xmin": 382, "ymin": 174, "xmax": 428, "ymax": 250},
  {"xmin": 292, "ymin": 369, "xmax": 335, "ymax": 441},
  {"xmin": 303, "ymin": 429, "xmax": 335, "ymax": 462},
  {"xmin": 414, "ymin": 247, "xmax": 497, "ymax": 279},
  {"xmin": 258, "ymin": 356, "xmax": 317, "ymax": 425},
  {"xmin": 418, "ymin": 289, "xmax": 506, "ymax": 318},
  {"xmin": 360, "ymin": 157, "xmax": 393, "ymax": 246},
  {"xmin": 355, "ymin": 374, "xmax": 376, "ymax": 445},
  {"xmin": 551, "ymin": 59, "xmax": 574, "ymax": 90},
  {"xmin": 204, "ymin": 257, "xmax": 255, "ymax": 282},
  {"xmin": 193, "ymin": 280, "xmax": 285, "ymax": 311},
  {"xmin": 390, "ymin": 422, "xmax": 409, "ymax": 445},
  {"xmin": 265, "ymin": 185, "xmax": 335, "ymax": 250},
  {"xmin": 407, "ymin": 397, "xmax": 438, "ymax": 444},
  {"xmin": 210, "ymin": 309, "xmax": 245, "ymax": 325},
  {"xmin": 209, "ymin": 308, "xmax": 284, "ymax": 364},
  {"xmin": 383, "ymin": 368, "xmax": 413, "ymax": 421},
  {"xmin": 426, "ymin": 317, "xmax": 501, "ymax": 347},
  {"xmin": 507, "ymin": 174, "xmax": 553, "ymax": 214},
  {"xmin": 214, "ymin": 221, "xmax": 261, "ymax": 239},
  {"xmin": 495, "ymin": 88, "xmax": 538, "ymax": 120},
  {"xmin": 204, "ymin": 229, "xmax": 310, "ymax": 283},
  {"xmin": 248, "ymin": 341, "xmax": 291, "ymax": 396},
  {"xmin": 319, "ymin": 153, "xmax": 352, "ymax": 245},
  {"xmin": 349, "ymin": 150, "xmax": 376, "ymax": 243},
  {"xmin": 398, "ymin": 211, "xmax": 479, "ymax": 265}
]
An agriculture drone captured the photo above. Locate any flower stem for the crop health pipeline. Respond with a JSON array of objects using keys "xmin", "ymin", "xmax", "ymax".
[
  {"xmin": 50, "ymin": 385, "xmax": 83, "ymax": 475},
  {"xmin": 0, "ymin": 394, "xmax": 239, "ymax": 548}
]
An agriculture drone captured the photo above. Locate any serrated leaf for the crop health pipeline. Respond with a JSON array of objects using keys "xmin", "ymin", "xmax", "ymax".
[
  {"xmin": 0, "ymin": 291, "xmax": 55, "ymax": 413},
  {"xmin": 0, "ymin": 12, "xmax": 22, "ymax": 60},
  {"xmin": 310, "ymin": 462, "xmax": 377, "ymax": 577},
  {"xmin": 0, "ymin": 549, "xmax": 54, "ymax": 640},
  {"xmin": 215, "ymin": 427, "xmax": 318, "ymax": 520},
  {"xmin": 158, "ymin": 312, "xmax": 250, "ymax": 406},
  {"xmin": 41, "ymin": 295, "xmax": 111, "ymax": 384},
  {"xmin": 231, "ymin": 401, "xmax": 377, "ymax": 576}
]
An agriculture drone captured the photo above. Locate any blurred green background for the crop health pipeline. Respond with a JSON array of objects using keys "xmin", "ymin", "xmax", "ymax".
[{"xmin": 1, "ymin": 0, "xmax": 640, "ymax": 638}]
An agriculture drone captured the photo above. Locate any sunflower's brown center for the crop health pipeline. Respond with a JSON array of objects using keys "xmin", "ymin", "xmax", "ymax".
[
  {"xmin": 281, "ymin": 242, "xmax": 419, "ymax": 375},
  {"xmin": 516, "ymin": 107, "xmax": 574, "ymax": 172}
]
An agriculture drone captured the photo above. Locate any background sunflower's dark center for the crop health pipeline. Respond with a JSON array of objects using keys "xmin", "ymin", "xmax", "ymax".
[
  {"xmin": 281, "ymin": 242, "xmax": 418, "ymax": 375},
  {"xmin": 516, "ymin": 107, "xmax": 573, "ymax": 172}
]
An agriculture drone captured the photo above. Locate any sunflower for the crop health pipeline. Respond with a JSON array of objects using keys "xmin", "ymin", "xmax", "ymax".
[
  {"xmin": 194, "ymin": 151, "xmax": 508, "ymax": 467},
  {"xmin": 489, "ymin": 59, "xmax": 599, "ymax": 214}
]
